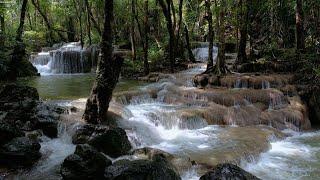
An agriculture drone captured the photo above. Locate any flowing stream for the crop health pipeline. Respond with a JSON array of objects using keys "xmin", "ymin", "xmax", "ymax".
[{"xmin": 12, "ymin": 46, "xmax": 320, "ymax": 180}]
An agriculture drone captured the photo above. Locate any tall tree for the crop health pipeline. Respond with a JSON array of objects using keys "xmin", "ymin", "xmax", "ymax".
[
  {"xmin": 130, "ymin": 0, "xmax": 137, "ymax": 61},
  {"xmin": 184, "ymin": 23, "xmax": 196, "ymax": 63},
  {"xmin": 296, "ymin": 0, "xmax": 305, "ymax": 50},
  {"xmin": 213, "ymin": 0, "xmax": 227, "ymax": 74},
  {"xmin": 143, "ymin": 0, "xmax": 150, "ymax": 75},
  {"xmin": 9, "ymin": 0, "xmax": 28, "ymax": 80},
  {"xmin": 158, "ymin": 0, "xmax": 175, "ymax": 72},
  {"xmin": 205, "ymin": 0, "xmax": 214, "ymax": 71},
  {"xmin": 84, "ymin": 0, "xmax": 102, "ymax": 36},
  {"xmin": 0, "ymin": 6, "xmax": 5, "ymax": 47},
  {"xmin": 83, "ymin": 0, "xmax": 124, "ymax": 124},
  {"xmin": 236, "ymin": 0, "xmax": 249, "ymax": 65},
  {"xmin": 16, "ymin": 0, "xmax": 28, "ymax": 42}
]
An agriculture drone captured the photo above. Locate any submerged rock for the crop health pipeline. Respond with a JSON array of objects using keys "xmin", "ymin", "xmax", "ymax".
[
  {"xmin": 200, "ymin": 163, "xmax": 260, "ymax": 180},
  {"xmin": 88, "ymin": 128, "xmax": 132, "ymax": 158},
  {"xmin": 104, "ymin": 154, "xmax": 181, "ymax": 180},
  {"xmin": 61, "ymin": 144, "xmax": 112, "ymax": 180},
  {"xmin": 0, "ymin": 137, "xmax": 41, "ymax": 168}
]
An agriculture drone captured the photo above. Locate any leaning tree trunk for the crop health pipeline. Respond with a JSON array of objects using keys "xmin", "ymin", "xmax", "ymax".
[
  {"xmin": 296, "ymin": 0, "xmax": 305, "ymax": 51},
  {"xmin": 213, "ymin": 0, "xmax": 227, "ymax": 75},
  {"xmin": 205, "ymin": 0, "xmax": 214, "ymax": 71},
  {"xmin": 83, "ymin": 0, "xmax": 124, "ymax": 124},
  {"xmin": 236, "ymin": 0, "xmax": 249, "ymax": 65},
  {"xmin": 143, "ymin": 0, "xmax": 150, "ymax": 75}
]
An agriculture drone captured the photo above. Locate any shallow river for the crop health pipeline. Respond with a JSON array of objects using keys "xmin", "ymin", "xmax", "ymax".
[{"xmin": 13, "ymin": 56, "xmax": 320, "ymax": 179}]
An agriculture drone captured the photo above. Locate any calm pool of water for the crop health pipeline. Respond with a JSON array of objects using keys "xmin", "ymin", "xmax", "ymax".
[{"xmin": 17, "ymin": 74, "xmax": 145, "ymax": 100}]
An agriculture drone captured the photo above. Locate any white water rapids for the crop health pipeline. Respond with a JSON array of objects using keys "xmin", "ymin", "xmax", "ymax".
[{"xmin": 11, "ymin": 46, "xmax": 320, "ymax": 180}]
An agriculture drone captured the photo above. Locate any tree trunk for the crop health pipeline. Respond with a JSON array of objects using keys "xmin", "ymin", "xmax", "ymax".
[
  {"xmin": 0, "ymin": 14, "xmax": 5, "ymax": 46},
  {"xmin": 296, "ymin": 0, "xmax": 305, "ymax": 50},
  {"xmin": 130, "ymin": 0, "xmax": 137, "ymax": 61},
  {"xmin": 16, "ymin": 0, "xmax": 28, "ymax": 42},
  {"xmin": 236, "ymin": 0, "xmax": 249, "ymax": 65},
  {"xmin": 143, "ymin": 0, "xmax": 150, "ymax": 75},
  {"xmin": 132, "ymin": 0, "xmax": 143, "ymax": 42},
  {"xmin": 67, "ymin": 17, "xmax": 76, "ymax": 42},
  {"xmin": 86, "ymin": 1, "xmax": 92, "ymax": 45},
  {"xmin": 213, "ymin": 0, "xmax": 227, "ymax": 75},
  {"xmin": 83, "ymin": 0, "xmax": 124, "ymax": 124},
  {"xmin": 184, "ymin": 23, "xmax": 196, "ymax": 63},
  {"xmin": 9, "ymin": 0, "xmax": 28, "ymax": 80},
  {"xmin": 84, "ymin": 0, "xmax": 102, "ymax": 36},
  {"xmin": 158, "ymin": 0, "xmax": 175, "ymax": 73},
  {"xmin": 176, "ymin": 0, "xmax": 183, "ymax": 39},
  {"xmin": 205, "ymin": 0, "xmax": 214, "ymax": 71},
  {"xmin": 73, "ymin": 0, "xmax": 84, "ymax": 47}
]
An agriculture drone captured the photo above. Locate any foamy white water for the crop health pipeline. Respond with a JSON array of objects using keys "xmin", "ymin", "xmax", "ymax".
[{"xmin": 243, "ymin": 130, "xmax": 320, "ymax": 180}]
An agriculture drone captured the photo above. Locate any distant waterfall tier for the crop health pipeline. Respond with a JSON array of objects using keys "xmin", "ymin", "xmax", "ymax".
[
  {"xmin": 30, "ymin": 42, "xmax": 100, "ymax": 75},
  {"xmin": 192, "ymin": 42, "xmax": 218, "ymax": 62}
]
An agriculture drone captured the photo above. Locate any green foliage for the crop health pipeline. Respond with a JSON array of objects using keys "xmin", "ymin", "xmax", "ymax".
[{"xmin": 23, "ymin": 31, "xmax": 47, "ymax": 52}]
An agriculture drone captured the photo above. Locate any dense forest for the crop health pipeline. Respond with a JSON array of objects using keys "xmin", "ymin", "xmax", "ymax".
[{"xmin": 0, "ymin": 0, "xmax": 320, "ymax": 179}]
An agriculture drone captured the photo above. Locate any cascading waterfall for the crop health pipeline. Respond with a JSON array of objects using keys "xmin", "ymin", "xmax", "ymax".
[
  {"xmin": 192, "ymin": 44, "xmax": 218, "ymax": 62},
  {"xmin": 29, "ymin": 42, "xmax": 99, "ymax": 75},
  {"xmin": 17, "ymin": 43, "xmax": 320, "ymax": 180}
]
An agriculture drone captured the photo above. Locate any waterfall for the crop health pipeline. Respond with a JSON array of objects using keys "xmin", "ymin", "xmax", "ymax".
[
  {"xmin": 192, "ymin": 45, "xmax": 218, "ymax": 62},
  {"xmin": 30, "ymin": 42, "xmax": 99, "ymax": 75}
]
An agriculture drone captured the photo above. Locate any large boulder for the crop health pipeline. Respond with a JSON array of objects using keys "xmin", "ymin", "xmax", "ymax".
[
  {"xmin": 104, "ymin": 154, "xmax": 181, "ymax": 180},
  {"xmin": 88, "ymin": 128, "xmax": 132, "ymax": 158},
  {"xmin": 0, "ymin": 137, "xmax": 41, "ymax": 167},
  {"xmin": 0, "ymin": 84, "xmax": 39, "ymax": 127},
  {"xmin": 0, "ymin": 120, "xmax": 24, "ymax": 145},
  {"xmin": 61, "ymin": 144, "xmax": 112, "ymax": 180},
  {"xmin": 0, "ymin": 83, "xmax": 39, "ymax": 102},
  {"xmin": 131, "ymin": 147, "xmax": 194, "ymax": 174},
  {"xmin": 0, "ymin": 84, "xmax": 66, "ymax": 138},
  {"xmin": 35, "ymin": 103, "xmax": 67, "ymax": 138},
  {"xmin": 72, "ymin": 124, "xmax": 109, "ymax": 144},
  {"xmin": 200, "ymin": 163, "xmax": 260, "ymax": 180}
]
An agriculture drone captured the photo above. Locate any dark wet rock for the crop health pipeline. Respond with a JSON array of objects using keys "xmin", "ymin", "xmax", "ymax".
[
  {"xmin": 61, "ymin": 144, "xmax": 112, "ymax": 180},
  {"xmin": 131, "ymin": 147, "xmax": 193, "ymax": 174},
  {"xmin": 0, "ymin": 84, "xmax": 66, "ymax": 138},
  {"xmin": 35, "ymin": 103, "xmax": 67, "ymax": 138},
  {"xmin": 138, "ymin": 72, "xmax": 174, "ymax": 82},
  {"xmin": 104, "ymin": 154, "xmax": 181, "ymax": 180},
  {"xmin": 88, "ymin": 128, "xmax": 132, "ymax": 158},
  {"xmin": 0, "ymin": 120, "xmax": 24, "ymax": 145},
  {"xmin": 0, "ymin": 84, "xmax": 39, "ymax": 102},
  {"xmin": 72, "ymin": 124, "xmax": 109, "ymax": 144},
  {"xmin": 309, "ymin": 90, "xmax": 320, "ymax": 125},
  {"xmin": 0, "ymin": 84, "xmax": 39, "ymax": 127},
  {"xmin": 193, "ymin": 74, "xmax": 209, "ymax": 87},
  {"xmin": 0, "ymin": 137, "xmax": 41, "ymax": 168},
  {"xmin": 200, "ymin": 163, "xmax": 260, "ymax": 180}
]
